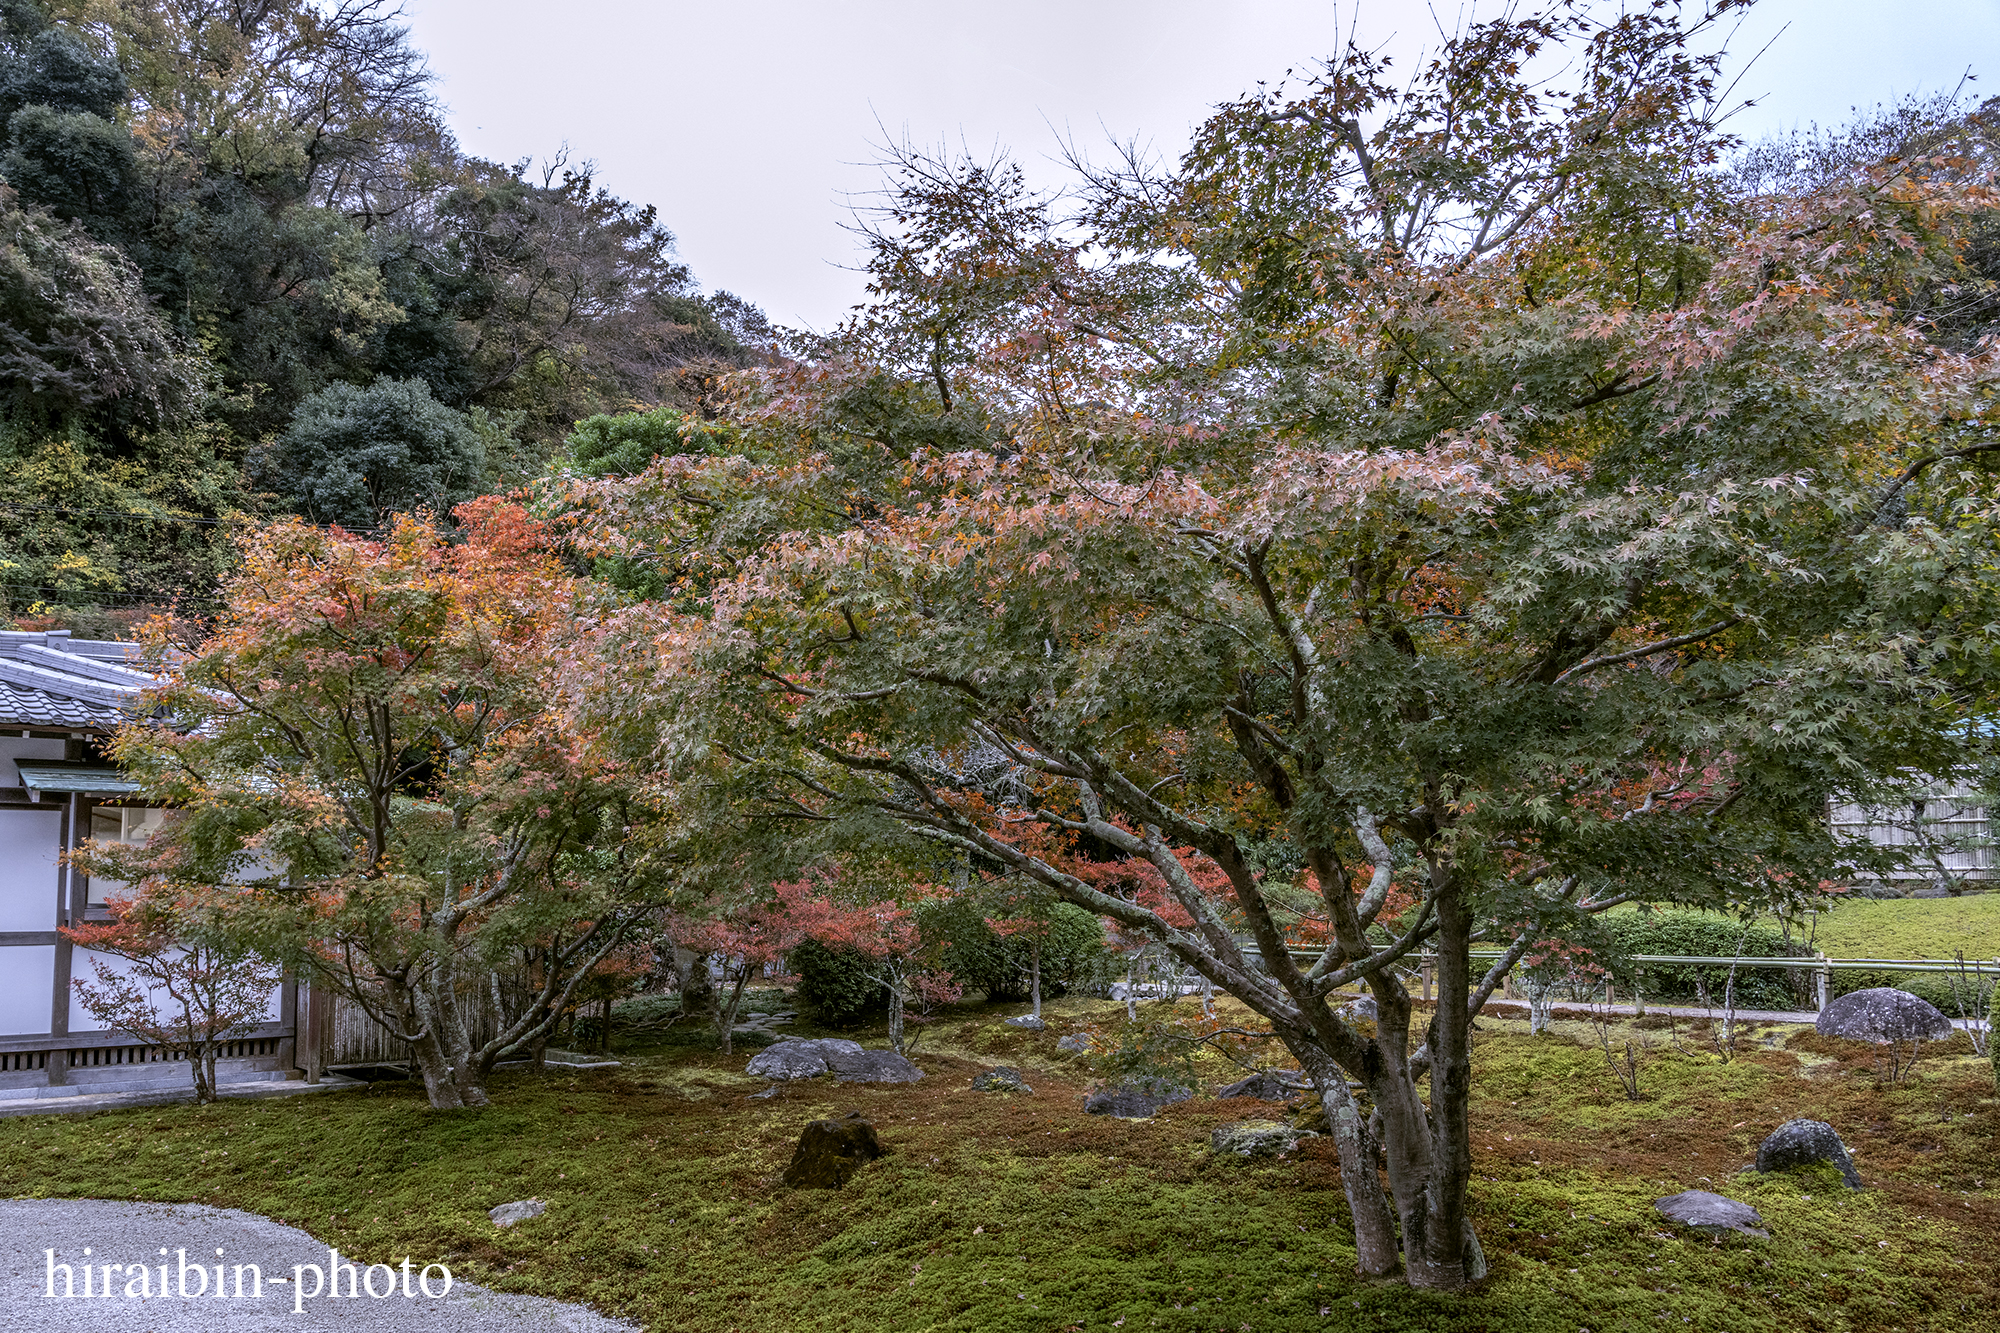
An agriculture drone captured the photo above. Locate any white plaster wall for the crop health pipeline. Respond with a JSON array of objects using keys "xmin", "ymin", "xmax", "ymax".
[
  {"xmin": 0, "ymin": 943, "xmax": 54, "ymax": 1036},
  {"xmin": 0, "ymin": 808, "xmax": 61, "ymax": 933},
  {"xmin": 0, "ymin": 736, "xmax": 68, "ymax": 787},
  {"xmin": 68, "ymin": 948, "xmax": 284, "ymax": 1033}
]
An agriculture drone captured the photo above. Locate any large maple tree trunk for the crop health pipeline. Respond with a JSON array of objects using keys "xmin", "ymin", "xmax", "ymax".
[
  {"xmin": 1290, "ymin": 962, "xmax": 1484, "ymax": 1287},
  {"xmin": 1290, "ymin": 1043, "xmax": 1401, "ymax": 1277},
  {"xmin": 401, "ymin": 979, "xmax": 492, "ymax": 1109}
]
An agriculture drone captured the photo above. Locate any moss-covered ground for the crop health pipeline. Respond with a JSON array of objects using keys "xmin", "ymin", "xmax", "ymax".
[
  {"xmin": 1, "ymin": 994, "xmax": 1994, "ymax": 1332},
  {"xmin": 1799, "ymin": 894, "xmax": 2000, "ymax": 961}
]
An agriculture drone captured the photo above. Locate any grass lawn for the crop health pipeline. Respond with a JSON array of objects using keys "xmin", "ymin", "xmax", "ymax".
[{"xmin": 1, "ymin": 995, "xmax": 1994, "ymax": 1332}]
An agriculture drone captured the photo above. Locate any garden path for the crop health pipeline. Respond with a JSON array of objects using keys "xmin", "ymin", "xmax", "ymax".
[{"xmin": 0, "ymin": 1198, "xmax": 637, "ymax": 1330}]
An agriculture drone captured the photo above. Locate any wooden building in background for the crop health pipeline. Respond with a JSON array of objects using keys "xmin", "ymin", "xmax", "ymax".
[{"xmin": 0, "ymin": 630, "xmax": 301, "ymax": 1102}]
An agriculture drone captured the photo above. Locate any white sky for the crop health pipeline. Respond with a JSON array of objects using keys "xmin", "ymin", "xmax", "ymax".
[{"xmin": 401, "ymin": 0, "xmax": 2000, "ymax": 332}]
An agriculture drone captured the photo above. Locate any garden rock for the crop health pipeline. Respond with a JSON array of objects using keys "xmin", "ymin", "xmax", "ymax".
[
  {"xmin": 972, "ymin": 1066, "xmax": 1033, "ymax": 1093},
  {"xmin": 1342, "ymin": 995, "xmax": 1379, "ymax": 1021},
  {"xmin": 1004, "ymin": 1015, "xmax": 1047, "ymax": 1030},
  {"xmin": 1755, "ymin": 1119, "xmax": 1863, "ymax": 1190},
  {"xmin": 745, "ymin": 1037, "xmax": 863, "ymax": 1080},
  {"xmin": 488, "ymin": 1199, "xmax": 546, "ymax": 1227},
  {"xmin": 830, "ymin": 1048, "xmax": 924, "ymax": 1083},
  {"xmin": 1816, "ymin": 988, "xmax": 1953, "ymax": 1044},
  {"xmin": 782, "ymin": 1112, "xmax": 883, "ymax": 1189},
  {"xmin": 1055, "ymin": 1033, "xmax": 1091, "ymax": 1053},
  {"xmin": 1083, "ymin": 1082, "xmax": 1192, "ymax": 1119},
  {"xmin": 1210, "ymin": 1119, "xmax": 1315, "ymax": 1158},
  {"xmin": 1653, "ymin": 1190, "xmax": 1768, "ymax": 1238},
  {"xmin": 1216, "ymin": 1070, "xmax": 1306, "ymax": 1100}
]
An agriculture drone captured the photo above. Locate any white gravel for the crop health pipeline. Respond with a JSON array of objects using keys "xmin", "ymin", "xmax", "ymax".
[{"xmin": 0, "ymin": 1198, "xmax": 639, "ymax": 1330}]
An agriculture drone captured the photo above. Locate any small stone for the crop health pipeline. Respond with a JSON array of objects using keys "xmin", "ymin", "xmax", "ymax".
[
  {"xmin": 1055, "ymin": 1033, "xmax": 1091, "ymax": 1053},
  {"xmin": 1755, "ymin": 1119, "xmax": 1863, "ymax": 1190},
  {"xmin": 1004, "ymin": 1015, "xmax": 1046, "ymax": 1030},
  {"xmin": 972, "ymin": 1066, "xmax": 1033, "ymax": 1094},
  {"xmin": 488, "ymin": 1199, "xmax": 546, "ymax": 1227},
  {"xmin": 1653, "ymin": 1190, "xmax": 1767, "ymax": 1238},
  {"xmin": 1210, "ymin": 1119, "xmax": 1314, "ymax": 1158},
  {"xmin": 1216, "ymin": 1070, "xmax": 1305, "ymax": 1100},
  {"xmin": 782, "ymin": 1112, "xmax": 883, "ymax": 1189},
  {"xmin": 1083, "ymin": 1081, "xmax": 1192, "ymax": 1119}
]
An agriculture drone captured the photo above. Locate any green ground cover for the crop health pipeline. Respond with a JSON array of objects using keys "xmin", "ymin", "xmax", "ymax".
[
  {"xmin": 1801, "ymin": 895, "xmax": 2000, "ymax": 961},
  {"xmin": 0, "ymin": 995, "xmax": 1993, "ymax": 1332},
  {"xmin": 1608, "ymin": 895, "xmax": 2000, "ymax": 961}
]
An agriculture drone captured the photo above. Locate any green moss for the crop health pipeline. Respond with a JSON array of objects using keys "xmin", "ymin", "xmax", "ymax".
[
  {"xmin": 1791, "ymin": 895, "xmax": 2000, "ymax": 961},
  {"xmin": 1610, "ymin": 895, "xmax": 2000, "ymax": 961},
  {"xmin": 0, "ymin": 1008, "xmax": 1993, "ymax": 1332}
]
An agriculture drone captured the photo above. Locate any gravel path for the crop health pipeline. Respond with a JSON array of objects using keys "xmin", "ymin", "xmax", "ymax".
[{"xmin": 0, "ymin": 1199, "xmax": 639, "ymax": 1331}]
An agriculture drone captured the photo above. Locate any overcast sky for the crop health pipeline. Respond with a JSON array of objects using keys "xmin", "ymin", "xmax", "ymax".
[{"xmin": 401, "ymin": 0, "xmax": 2000, "ymax": 332}]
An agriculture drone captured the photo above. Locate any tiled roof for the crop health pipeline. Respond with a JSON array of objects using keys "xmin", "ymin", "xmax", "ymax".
[{"xmin": 0, "ymin": 632, "xmax": 159, "ymax": 733}]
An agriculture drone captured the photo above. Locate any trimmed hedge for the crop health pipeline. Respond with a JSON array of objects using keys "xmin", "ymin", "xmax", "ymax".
[
  {"xmin": 1601, "ymin": 912, "xmax": 1806, "ymax": 1011},
  {"xmin": 1991, "ymin": 984, "xmax": 1999, "ymax": 1091},
  {"xmin": 1882, "ymin": 969, "xmax": 1996, "ymax": 1021},
  {"xmin": 917, "ymin": 898, "xmax": 1113, "ymax": 1002},
  {"xmin": 789, "ymin": 939, "xmax": 890, "ymax": 1027}
]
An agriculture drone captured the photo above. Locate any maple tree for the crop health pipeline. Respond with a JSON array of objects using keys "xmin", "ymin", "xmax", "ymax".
[
  {"xmin": 100, "ymin": 499, "xmax": 663, "ymax": 1109},
  {"xmin": 662, "ymin": 878, "xmax": 829, "ymax": 1056},
  {"xmin": 811, "ymin": 891, "xmax": 961, "ymax": 1053},
  {"xmin": 58, "ymin": 885, "xmax": 281, "ymax": 1104},
  {"xmin": 553, "ymin": 3, "xmax": 2000, "ymax": 1291}
]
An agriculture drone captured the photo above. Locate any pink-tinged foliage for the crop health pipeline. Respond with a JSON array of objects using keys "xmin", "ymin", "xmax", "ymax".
[
  {"xmin": 541, "ymin": 8, "xmax": 2000, "ymax": 1292},
  {"xmin": 60, "ymin": 890, "xmax": 280, "ymax": 1104},
  {"xmin": 101, "ymin": 502, "xmax": 661, "ymax": 1110}
]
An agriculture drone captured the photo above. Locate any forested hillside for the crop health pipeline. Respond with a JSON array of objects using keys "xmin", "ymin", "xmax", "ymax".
[{"xmin": 0, "ymin": 0, "xmax": 769, "ymax": 631}]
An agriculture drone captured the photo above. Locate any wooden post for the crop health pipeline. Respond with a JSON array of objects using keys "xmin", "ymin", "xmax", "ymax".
[
  {"xmin": 45, "ymin": 792, "xmax": 81, "ymax": 1090},
  {"xmin": 301, "ymin": 982, "xmax": 325, "ymax": 1084},
  {"xmin": 1815, "ymin": 953, "xmax": 1831, "ymax": 1014},
  {"xmin": 1421, "ymin": 956, "xmax": 1433, "ymax": 1004}
]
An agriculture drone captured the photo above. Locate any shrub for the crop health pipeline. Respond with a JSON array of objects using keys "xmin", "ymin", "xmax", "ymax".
[
  {"xmin": 1880, "ymin": 970, "xmax": 1995, "ymax": 1020},
  {"xmin": 261, "ymin": 377, "xmax": 488, "ymax": 529},
  {"xmin": 789, "ymin": 939, "xmax": 889, "ymax": 1027},
  {"xmin": 918, "ymin": 898, "xmax": 1112, "ymax": 1001},
  {"xmin": 1602, "ymin": 912, "xmax": 1805, "ymax": 1011},
  {"xmin": 1990, "ymin": 984, "xmax": 1998, "ymax": 1091},
  {"xmin": 1830, "ymin": 969, "xmax": 1903, "ymax": 1000}
]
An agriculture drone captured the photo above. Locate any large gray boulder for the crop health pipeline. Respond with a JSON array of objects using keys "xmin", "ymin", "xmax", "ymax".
[
  {"xmin": 1210, "ymin": 1119, "xmax": 1315, "ymax": 1158},
  {"xmin": 1653, "ymin": 1190, "xmax": 1768, "ymax": 1238},
  {"xmin": 832, "ymin": 1048, "xmax": 924, "ymax": 1083},
  {"xmin": 1816, "ymin": 988, "xmax": 1953, "ymax": 1044},
  {"xmin": 1083, "ymin": 1082, "xmax": 1192, "ymax": 1119},
  {"xmin": 745, "ymin": 1038, "xmax": 923, "ymax": 1084},
  {"xmin": 1755, "ymin": 1119, "xmax": 1863, "ymax": 1189},
  {"xmin": 745, "ymin": 1037, "xmax": 863, "ymax": 1080}
]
